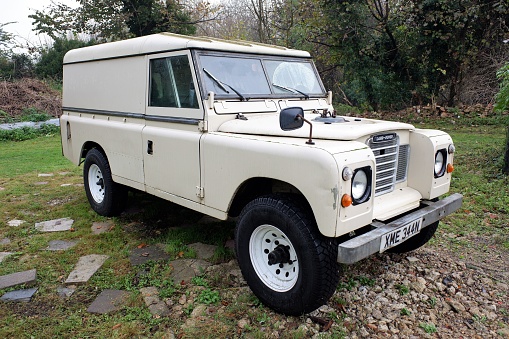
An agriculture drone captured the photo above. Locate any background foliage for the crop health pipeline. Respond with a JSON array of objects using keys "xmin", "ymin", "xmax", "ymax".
[{"xmin": 1, "ymin": 0, "xmax": 509, "ymax": 109}]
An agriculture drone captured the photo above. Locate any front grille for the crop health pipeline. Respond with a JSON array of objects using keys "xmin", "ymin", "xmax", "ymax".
[{"xmin": 368, "ymin": 134, "xmax": 408, "ymax": 196}]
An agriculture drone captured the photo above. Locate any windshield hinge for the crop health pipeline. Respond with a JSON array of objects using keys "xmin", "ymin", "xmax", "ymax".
[
  {"xmin": 236, "ymin": 113, "xmax": 248, "ymax": 121},
  {"xmin": 196, "ymin": 186, "xmax": 205, "ymax": 199},
  {"xmin": 198, "ymin": 121, "xmax": 208, "ymax": 132}
]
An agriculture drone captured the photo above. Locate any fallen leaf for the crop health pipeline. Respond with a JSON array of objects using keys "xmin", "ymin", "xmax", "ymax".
[
  {"xmin": 141, "ymin": 252, "xmax": 149, "ymax": 257},
  {"xmin": 112, "ymin": 324, "xmax": 121, "ymax": 330},
  {"xmin": 366, "ymin": 323, "xmax": 377, "ymax": 331},
  {"xmin": 322, "ymin": 320, "xmax": 333, "ymax": 332},
  {"xmin": 177, "ymin": 251, "xmax": 184, "ymax": 258},
  {"xmin": 137, "ymin": 243, "xmax": 147, "ymax": 249}
]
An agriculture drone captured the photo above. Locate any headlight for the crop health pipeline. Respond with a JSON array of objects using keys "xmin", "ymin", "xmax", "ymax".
[
  {"xmin": 434, "ymin": 149, "xmax": 447, "ymax": 178},
  {"xmin": 351, "ymin": 167, "xmax": 372, "ymax": 205}
]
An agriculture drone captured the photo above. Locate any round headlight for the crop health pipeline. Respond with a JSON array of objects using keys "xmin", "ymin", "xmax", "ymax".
[
  {"xmin": 434, "ymin": 150, "xmax": 446, "ymax": 177},
  {"xmin": 352, "ymin": 169, "xmax": 368, "ymax": 201}
]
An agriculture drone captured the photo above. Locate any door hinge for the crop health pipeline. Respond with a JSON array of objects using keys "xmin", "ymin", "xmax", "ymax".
[
  {"xmin": 196, "ymin": 186, "xmax": 204, "ymax": 199},
  {"xmin": 198, "ymin": 121, "xmax": 208, "ymax": 132}
]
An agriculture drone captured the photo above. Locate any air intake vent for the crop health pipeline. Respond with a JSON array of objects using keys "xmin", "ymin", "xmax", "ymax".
[{"xmin": 396, "ymin": 144, "xmax": 410, "ymax": 182}]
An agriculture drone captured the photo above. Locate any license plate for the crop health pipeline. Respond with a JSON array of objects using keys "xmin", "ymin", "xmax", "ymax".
[{"xmin": 379, "ymin": 217, "xmax": 423, "ymax": 252}]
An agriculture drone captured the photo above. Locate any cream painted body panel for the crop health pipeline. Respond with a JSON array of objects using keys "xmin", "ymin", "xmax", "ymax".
[
  {"xmin": 218, "ymin": 112, "xmax": 415, "ymax": 141},
  {"xmin": 408, "ymin": 129, "xmax": 453, "ymax": 199},
  {"xmin": 63, "ymin": 56, "xmax": 146, "ymax": 114},
  {"xmin": 200, "ymin": 133, "xmax": 367, "ymax": 237},
  {"xmin": 142, "ymin": 121, "xmax": 201, "ymax": 202},
  {"xmin": 60, "ymin": 112, "xmax": 146, "ymax": 191},
  {"xmin": 64, "ymin": 33, "xmax": 310, "ymax": 64}
]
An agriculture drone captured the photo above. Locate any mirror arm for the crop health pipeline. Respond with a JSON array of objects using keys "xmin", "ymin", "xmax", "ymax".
[{"xmin": 297, "ymin": 114, "xmax": 314, "ymax": 145}]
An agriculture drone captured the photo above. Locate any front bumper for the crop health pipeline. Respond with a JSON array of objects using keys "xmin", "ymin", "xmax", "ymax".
[{"xmin": 337, "ymin": 193, "xmax": 463, "ymax": 264}]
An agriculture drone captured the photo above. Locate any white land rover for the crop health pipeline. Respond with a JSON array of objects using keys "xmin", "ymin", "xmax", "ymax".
[{"xmin": 60, "ymin": 33, "xmax": 462, "ymax": 315}]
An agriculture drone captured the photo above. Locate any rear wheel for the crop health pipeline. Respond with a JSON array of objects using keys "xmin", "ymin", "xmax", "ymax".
[
  {"xmin": 388, "ymin": 221, "xmax": 439, "ymax": 253},
  {"xmin": 235, "ymin": 195, "xmax": 340, "ymax": 315},
  {"xmin": 83, "ymin": 149, "xmax": 127, "ymax": 216}
]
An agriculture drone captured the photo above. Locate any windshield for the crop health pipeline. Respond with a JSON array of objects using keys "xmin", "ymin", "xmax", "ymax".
[{"xmin": 197, "ymin": 53, "xmax": 325, "ymax": 99}]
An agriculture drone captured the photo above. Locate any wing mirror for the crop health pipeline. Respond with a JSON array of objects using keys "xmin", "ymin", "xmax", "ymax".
[
  {"xmin": 279, "ymin": 107, "xmax": 314, "ymax": 145},
  {"xmin": 280, "ymin": 107, "xmax": 304, "ymax": 131}
]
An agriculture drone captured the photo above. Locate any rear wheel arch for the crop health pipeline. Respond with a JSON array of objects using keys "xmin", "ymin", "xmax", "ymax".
[
  {"xmin": 82, "ymin": 146, "xmax": 127, "ymax": 216},
  {"xmin": 80, "ymin": 142, "xmax": 106, "ymax": 165}
]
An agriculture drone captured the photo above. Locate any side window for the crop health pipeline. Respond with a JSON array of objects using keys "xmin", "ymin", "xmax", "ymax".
[{"xmin": 149, "ymin": 55, "xmax": 198, "ymax": 108}]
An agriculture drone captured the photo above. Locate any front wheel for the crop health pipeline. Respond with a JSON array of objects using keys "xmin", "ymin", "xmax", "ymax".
[
  {"xmin": 235, "ymin": 195, "xmax": 340, "ymax": 315},
  {"xmin": 83, "ymin": 148, "xmax": 127, "ymax": 216}
]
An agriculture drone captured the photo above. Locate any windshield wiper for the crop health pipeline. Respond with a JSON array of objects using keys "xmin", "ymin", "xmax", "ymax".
[
  {"xmin": 272, "ymin": 83, "xmax": 309, "ymax": 99},
  {"xmin": 203, "ymin": 68, "xmax": 246, "ymax": 101}
]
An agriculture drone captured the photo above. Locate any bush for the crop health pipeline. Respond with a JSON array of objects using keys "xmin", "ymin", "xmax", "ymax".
[
  {"xmin": 21, "ymin": 107, "xmax": 51, "ymax": 122},
  {"xmin": 495, "ymin": 63, "xmax": 509, "ymax": 113},
  {"xmin": 0, "ymin": 124, "xmax": 59, "ymax": 142}
]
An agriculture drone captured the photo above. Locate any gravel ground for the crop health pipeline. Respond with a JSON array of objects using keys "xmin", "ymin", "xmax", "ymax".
[
  {"xmin": 177, "ymin": 241, "xmax": 509, "ymax": 338},
  {"xmin": 325, "ymin": 246, "xmax": 509, "ymax": 338}
]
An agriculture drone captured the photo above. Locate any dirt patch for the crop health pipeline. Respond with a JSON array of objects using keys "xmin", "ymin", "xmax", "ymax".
[{"xmin": 0, "ymin": 79, "xmax": 61, "ymax": 119}]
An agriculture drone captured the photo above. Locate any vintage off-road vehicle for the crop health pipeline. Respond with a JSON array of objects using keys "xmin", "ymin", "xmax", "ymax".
[{"xmin": 60, "ymin": 33, "xmax": 462, "ymax": 315}]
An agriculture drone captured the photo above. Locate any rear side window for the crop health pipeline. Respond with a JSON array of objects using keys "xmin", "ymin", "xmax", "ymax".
[{"xmin": 149, "ymin": 55, "xmax": 198, "ymax": 108}]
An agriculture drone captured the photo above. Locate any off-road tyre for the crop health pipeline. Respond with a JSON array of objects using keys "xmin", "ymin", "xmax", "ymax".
[
  {"xmin": 388, "ymin": 221, "xmax": 439, "ymax": 253},
  {"xmin": 235, "ymin": 195, "xmax": 341, "ymax": 315},
  {"xmin": 83, "ymin": 148, "xmax": 127, "ymax": 216}
]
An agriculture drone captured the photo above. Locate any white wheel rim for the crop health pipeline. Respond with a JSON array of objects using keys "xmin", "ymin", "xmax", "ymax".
[
  {"xmin": 88, "ymin": 164, "xmax": 105, "ymax": 203},
  {"xmin": 249, "ymin": 224, "xmax": 299, "ymax": 292}
]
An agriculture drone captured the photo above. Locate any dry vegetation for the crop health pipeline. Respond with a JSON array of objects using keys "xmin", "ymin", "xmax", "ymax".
[{"xmin": 0, "ymin": 79, "xmax": 61, "ymax": 119}]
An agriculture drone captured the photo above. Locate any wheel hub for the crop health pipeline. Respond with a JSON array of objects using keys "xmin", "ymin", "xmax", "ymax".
[
  {"xmin": 267, "ymin": 245, "xmax": 291, "ymax": 266},
  {"xmin": 88, "ymin": 164, "xmax": 105, "ymax": 203},
  {"xmin": 249, "ymin": 224, "xmax": 299, "ymax": 292}
]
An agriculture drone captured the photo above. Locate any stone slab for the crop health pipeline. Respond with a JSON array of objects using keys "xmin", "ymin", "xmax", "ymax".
[
  {"xmin": 45, "ymin": 240, "xmax": 77, "ymax": 251},
  {"xmin": 35, "ymin": 218, "xmax": 74, "ymax": 232},
  {"xmin": 188, "ymin": 243, "xmax": 217, "ymax": 260},
  {"xmin": 0, "ymin": 288, "xmax": 37, "ymax": 302},
  {"xmin": 34, "ymin": 182, "xmax": 48, "ymax": 185},
  {"xmin": 87, "ymin": 289, "xmax": 130, "ymax": 314},
  {"xmin": 57, "ymin": 286, "xmax": 76, "ymax": 298},
  {"xmin": 0, "ymin": 269, "xmax": 37, "ymax": 289},
  {"xmin": 0, "ymin": 238, "xmax": 10, "ymax": 245},
  {"xmin": 65, "ymin": 254, "xmax": 109, "ymax": 284},
  {"xmin": 140, "ymin": 287, "xmax": 170, "ymax": 316},
  {"xmin": 8, "ymin": 219, "xmax": 25, "ymax": 227},
  {"xmin": 91, "ymin": 221, "xmax": 114, "ymax": 235},
  {"xmin": 129, "ymin": 245, "xmax": 170, "ymax": 266},
  {"xmin": 169, "ymin": 259, "xmax": 212, "ymax": 284},
  {"xmin": 38, "ymin": 173, "xmax": 54, "ymax": 177},
  {"xmin": 0, "ymin": 252, "xmax": 13, "ymax": 263}
]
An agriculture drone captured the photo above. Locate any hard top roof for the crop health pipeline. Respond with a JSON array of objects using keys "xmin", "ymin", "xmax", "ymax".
[{"xmin": 63, "ymin": 33, "xmax": 311, "ymax": 64}]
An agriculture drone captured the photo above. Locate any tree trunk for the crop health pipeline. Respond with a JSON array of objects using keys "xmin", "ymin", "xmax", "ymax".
[{"xmin": 504, "ymin": 126, "xmax": 509, "ymax": 175}]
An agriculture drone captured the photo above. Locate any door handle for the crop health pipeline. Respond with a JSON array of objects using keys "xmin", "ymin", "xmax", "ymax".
[{"xmin": 147, "ymin": 140, "xmax": 153, "ymax": 155}]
